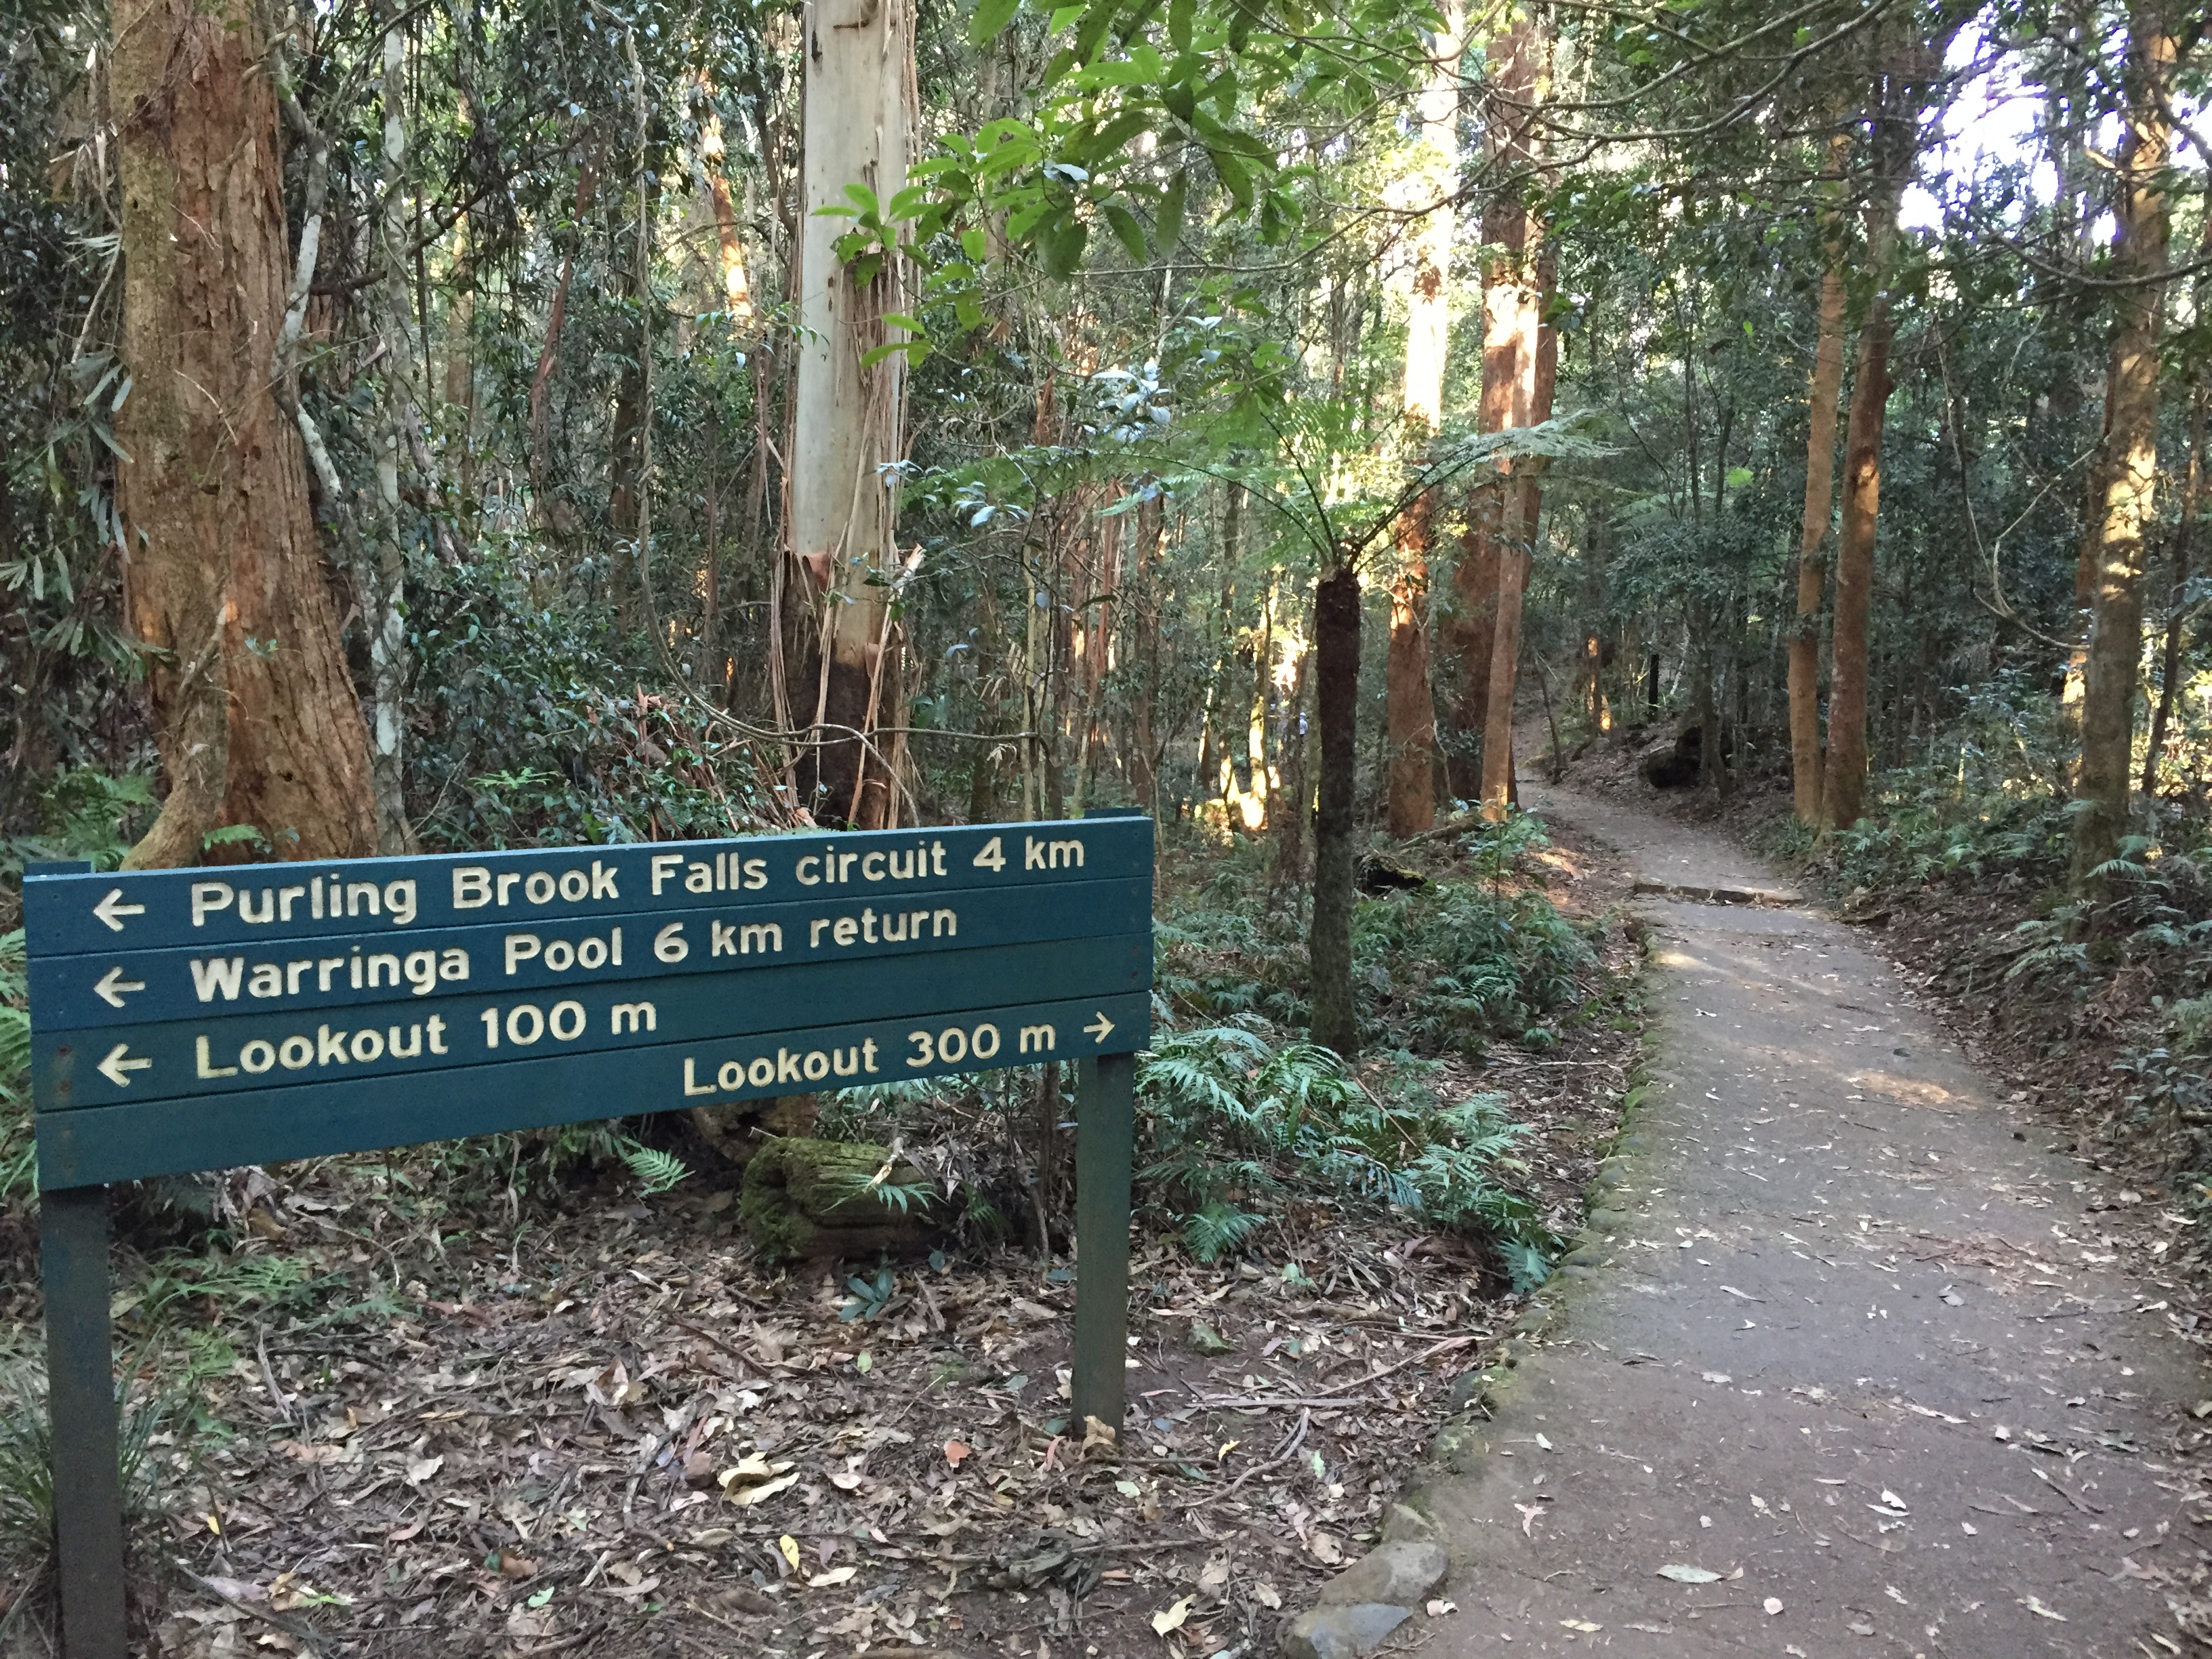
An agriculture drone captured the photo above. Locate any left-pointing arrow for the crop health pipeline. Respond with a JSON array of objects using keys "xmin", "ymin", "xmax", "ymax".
[
  {"xmin": 97, "ymin": 1043, "xmax": 152, "ymax": 1088},
  {"xmin": 92, "ymin": 888, "xmax": 146, "ymax": 933},
  {"xmin": 93, "ymin": 967, "xmax": 146, "ymax": 1010}
]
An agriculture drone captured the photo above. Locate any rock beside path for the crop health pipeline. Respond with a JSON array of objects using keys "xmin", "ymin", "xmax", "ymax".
[
  {"xmin": 1277, "ymin": 1539, "xmax": 1446, "ymax": 1656},
  {"xmin": 1277, "ymin": 1602, "xmax": 1412, "ymax": 1659}
]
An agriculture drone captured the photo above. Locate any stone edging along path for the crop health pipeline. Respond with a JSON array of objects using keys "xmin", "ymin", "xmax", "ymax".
[{"xmin": 1283, "ymin": 784, "xmax": 2212, "ymax": 1659}]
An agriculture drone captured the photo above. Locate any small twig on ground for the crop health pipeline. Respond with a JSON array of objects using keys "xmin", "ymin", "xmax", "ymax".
[
  {"xmin": 1210, "ymin": 1408, "xmax": 1313, "ymax": 1500},
  {"xmin": 669, "ymin": 1316, "xmax": 759, "ymax": 1372},
  {"xmin": 1198, "ymin": 1332, "xmax": 1481, "ymax": 1411},
  {"xmin": 257, "ymin": 1326, "xmax": 294, "ymax": 1426},
  {"xmin": 2032, "ymin": 1465, "xmax": 2102, "ymax": 1514}
]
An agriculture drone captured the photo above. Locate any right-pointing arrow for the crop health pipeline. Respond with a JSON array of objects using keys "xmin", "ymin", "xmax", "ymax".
[
  {"xmin": 1084, "ymin": 1011, "xmax": 1115, "ymax": 1044},
  {"xmin": 97, "ymin": 1043, "xmax": 152, "ymax": 1088}
]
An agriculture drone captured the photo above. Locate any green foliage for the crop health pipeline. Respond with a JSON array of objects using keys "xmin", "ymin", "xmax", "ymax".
[
  {"xmin": 1136, "ymin": 1027, "xmax": 1557, "ymax": 1276},
  {"xmin": 838, "ymin": 1268, "xmax": 897, "ymax": 1322},
  {"xmin": 409, "ymin": 535, "xmax": 769, "ymax": 848},
  {"xmin": 3, "ymin": 770, "xmax": 155, "ymax": 878},
  {"xmin": 861, "ymin": 1179, "xmax": 937, "ymax": 1216},
  {"xmin": 0, "ymin": 1353, "xmax": 172, "ymax": 1574},
  {"xmin": 618, "ymin": 1143, "xmax": 691, "ymax": 1197},
  {"xmin": 1355, "ymin": 862, "xmax": 1595, "ymax": 1054},
  {"xmin": 1812, "ymin": 676, "xmax": 2080, "ymax": 895},
  {"xmin": 0, "ymin": 930, "xmax": 28, "ymax": 1207}
]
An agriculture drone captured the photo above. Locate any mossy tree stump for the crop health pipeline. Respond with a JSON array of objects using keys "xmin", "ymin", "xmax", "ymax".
[{"xmin": 739, "ymin": 1138, "xmax": 940, "ymax": 1263}]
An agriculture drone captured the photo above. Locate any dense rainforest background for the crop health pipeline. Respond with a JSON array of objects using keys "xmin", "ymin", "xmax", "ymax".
[
  {"xmin": 3, "ymin": 0, "xmax": 2212, "ymax": 1649},
  {"xmin": 3, "ymin": 0, "xmax": 2208, "ymax": 1036}
]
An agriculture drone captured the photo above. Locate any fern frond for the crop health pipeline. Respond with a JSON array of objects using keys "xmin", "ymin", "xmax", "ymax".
[{"xmin": 619, "ymin": 1142, "xmax": 690, "ymax": 1196}]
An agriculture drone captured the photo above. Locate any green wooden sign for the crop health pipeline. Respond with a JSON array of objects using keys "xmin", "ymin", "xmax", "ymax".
[{"xmin": 26, "ymin": 813, "xmax": 1153, "ymax": 1659}]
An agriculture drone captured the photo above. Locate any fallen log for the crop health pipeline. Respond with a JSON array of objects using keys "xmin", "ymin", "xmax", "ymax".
[{"xmin": 739, "ymin": 1137, "xmax": 941, "ymax": 1263}]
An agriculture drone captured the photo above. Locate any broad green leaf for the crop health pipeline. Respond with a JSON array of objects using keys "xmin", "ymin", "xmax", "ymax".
[
  {"xmin": 861, "ymin": 340, "xmax": 929, "ymax": 367},
  {"xmin": 969, "ymin": 0, "xmax": 1020, "ymax": 45},
  {"xmin": 1212, "ymin": 149, "xmax": 1253, "ymax": 211},
  {"xmin": 1071, "ymin": 0, "xmax": 1120, "ymax": 66},
  {"xmin": 1154, "ymin": 173, "xmax": 1186, "ymax": 254},
  {"xmin": 1082, "ymin": 109, "xmax": 1152, "ymax": 161},
  {"xmin": 1040, "ymin": 213, "xmax": 1089, "ymax": 278},
  {"xmin": 1104, "ymin": 202, "xmax": 1146, "ymax": 259}
]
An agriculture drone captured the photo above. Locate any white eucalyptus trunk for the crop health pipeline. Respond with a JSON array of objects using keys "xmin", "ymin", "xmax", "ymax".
[
  {"xmin": 364, "ymin": 7, "xmax": 415, "ymax": 852},
  {"xmin": 790, "ymin": 0, "xmax": 916, "ymax": 826}
]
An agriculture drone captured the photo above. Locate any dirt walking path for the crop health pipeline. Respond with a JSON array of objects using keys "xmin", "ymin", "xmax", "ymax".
[{"xmin": 1414, "ymin": 784, "xmax": 2209, "ymax": 1657}]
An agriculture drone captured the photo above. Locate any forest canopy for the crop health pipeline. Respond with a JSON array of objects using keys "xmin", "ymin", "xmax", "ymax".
[{"xmin": 0, "ymin": 0, "xmax": 2207, "ymax": 1044}]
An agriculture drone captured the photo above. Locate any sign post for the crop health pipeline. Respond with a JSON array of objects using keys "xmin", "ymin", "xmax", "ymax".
[
  {"xmin": 1069, "ymin": 1051, "xmax": 1135, "ymax": 1431},
  {"xmin": 26, "ymin": 817, "xmax": 1151, "ymax": 1656}
]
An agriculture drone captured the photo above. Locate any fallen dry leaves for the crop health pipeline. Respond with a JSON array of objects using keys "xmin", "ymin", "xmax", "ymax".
[{"xmin": 43, "ymin": 817, "xmax": 1650, "ymax": 1659}]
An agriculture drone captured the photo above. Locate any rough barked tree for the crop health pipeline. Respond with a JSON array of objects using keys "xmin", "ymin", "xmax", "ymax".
[
  {"xmin": 114, "ymin": 0, "xmax": 375, "ymax": 867},
  {"xmin": 2073, "ymin": 0, "xmax": 2177, "ymax": 890},
  {"xmin": 1385, "ymin": 1, "xmax": 1460, "ymax": 839},
  {"xmin": 1308, "ymin": 560, "xmax": 1361, "ymax": 1053},
  {"xmin": 1787, "ymin": 132, "xmax": 1851, "ymax": 827}
]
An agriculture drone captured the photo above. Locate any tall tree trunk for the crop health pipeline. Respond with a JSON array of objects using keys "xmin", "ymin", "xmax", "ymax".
[
  {"xmin": 1820, "ymin": 12, "xmax": 1960, "ymax": 828},
  {"xmin": 697, "ymin": 80, "xmax": 757, "ymax": 328},
  {"xmin": 2064, "ymin": 375, "xmax": 2117, "ymax": 726},
  {"xmin": 1445, "ymin": 12, "xmax": 1540, "ymax": 799},
  {"xmin": 1069, "ymin": 504, "xmax": 1120, "ymax": 816},
  {"xmin": 608, "ymin": 201, "xmax": 652, "ymax": 630},
  {"xmin": 1309, "ymin": 563, "xmax": 1361, "ymax": 1055},
  {"xmin": 1128, "ymin": 489, "xmax": 1165, "ymax": 814},
  {"xmin": 362, "ymin": 3, "xmax": 416, "ymax": 853},
  {"xmin": 528, "ymin": 159, "xmax": 595, "ymax": 531},
  {"xmin": 1821, "ymin": 289, "xmax": 1896, "ymax": 831},
  {"xmin": 1479, "ymin": 235, "xmax": 1557, "ymax": 819},
  {"xmin": 1446, "ymin": 498, "xmax": 1499, "ymax": 796},
  {"xmin": 2146, "ymin": 386, "xmax": 2205, "ymax": 796},
  {"xmin": 1385, "ymin": 0, "xmax": 1459, "ymax": 838},
  {"xmin": 1387, "ymin": 506, "xmax": 1439, "ymax": 835},
  {"xmin": 789, "ymin": 0, "xmax": 914, "ymax": 827},
  {"xmin": 1274, "ymin": 633, "xmax": 1311, "ymax": 893},
  {"xmin": 1454, "ymin": 10, "xmax": 1550, "ymax": 819},
  {"xmin": 442, "ymin": 211, "xmax": 476, "ymax": 508},
  {"xmin": 2073, "ymin": 0, "xmax": 2177, "ymax": 890},
  {"xmin": 1243, "ymin": 571, "xmax": 1277, "ymax": 830},
  {"xmin": 115, "ymin": 0, "xmax": 375, "ymax": 867},
  {"xmin": 1788, "ymin": 135, "xmax": 1851, "ymax": 825}
]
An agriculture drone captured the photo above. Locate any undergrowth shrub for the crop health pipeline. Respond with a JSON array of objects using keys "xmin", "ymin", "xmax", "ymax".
[
  {"xmin": 1153, "ymin": 815, "xmax": 1595, "ymax": 1052},
  {"xmin": 411, "ymin": 533, "xmax": 770, "ymax": 848},
  {"xmin": 1355, "ymin": 880, "xmax": 1592, "ymax": 1054},
  {"xmin": 1136, "ymin": 1026, "xmax": 1557, "ymax": 1286}
]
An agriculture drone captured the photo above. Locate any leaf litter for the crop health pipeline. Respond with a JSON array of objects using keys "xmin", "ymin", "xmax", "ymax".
[
  {"xmin": 31, "ymin": 817, "xmax": 1646, "ymax": 1659},
  {"xmin": 112, "ymin": 1175, "xmax": 1613, "ymax": 1659}
]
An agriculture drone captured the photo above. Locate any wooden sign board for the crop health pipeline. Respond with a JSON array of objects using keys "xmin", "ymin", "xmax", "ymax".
[{"xmin": 26, "ymin": 813, "xmax": 1153, "ymax": 1658}]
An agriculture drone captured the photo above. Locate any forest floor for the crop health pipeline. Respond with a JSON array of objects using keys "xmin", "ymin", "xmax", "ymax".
[
  {"xmin": 0, "ymin": 815, "xmax": 1644, "ymax": 1659},
  {"xmin": 1404, "ymin": 769, "xmax": 2212, "ymax": 1656}
]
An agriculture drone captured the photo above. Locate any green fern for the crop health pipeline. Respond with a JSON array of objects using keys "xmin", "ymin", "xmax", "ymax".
[
  {"xmin": 839, "ymin": 1174, "xmax": 935, "ymax": 1215},
  {"xmin": 619, "ymin": 1142, "xmax": 691, "ymax": 1196},
  {"xmin": 1183, "ymin": 1202, "xmax": 1263, "ymax": 1263}
]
